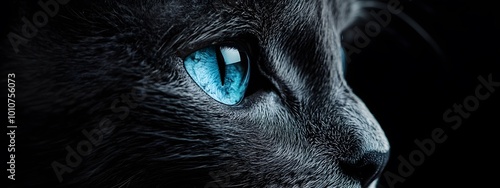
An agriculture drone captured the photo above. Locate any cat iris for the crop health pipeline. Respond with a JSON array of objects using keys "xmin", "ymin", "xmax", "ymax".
[
  {"xmin": 184, "ymin": 45, "xmax": 250, "ymax": 105},
  {"xmin": 341, "ymin": 48, "xmax": 347, "ymax": 72}
]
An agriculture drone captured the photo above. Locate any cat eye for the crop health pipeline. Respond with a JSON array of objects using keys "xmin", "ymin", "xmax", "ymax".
[{"xmin": 184, "ymin": 45, "xmax": 250, "ymax": 105}]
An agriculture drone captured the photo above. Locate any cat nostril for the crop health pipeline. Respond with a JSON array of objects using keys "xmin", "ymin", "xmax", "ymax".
[{"xmin": 339, "ymin": 151, "xmax": 389, "ymax": 187}]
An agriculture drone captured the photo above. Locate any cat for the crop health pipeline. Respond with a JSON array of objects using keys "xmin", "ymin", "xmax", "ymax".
[{"xmin": 2, "ymin": 0, "xmax": 389, "ymax": 187}]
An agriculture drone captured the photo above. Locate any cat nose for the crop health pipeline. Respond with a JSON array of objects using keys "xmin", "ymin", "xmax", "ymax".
[{"xmin": 339, "ymin": 151, "xmax": 389, "ymax": 187}]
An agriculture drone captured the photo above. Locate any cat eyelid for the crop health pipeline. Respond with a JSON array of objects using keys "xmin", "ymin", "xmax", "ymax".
[{"xmin": 176, "ymin": 36, "xmax": 256, "ymax": 60}]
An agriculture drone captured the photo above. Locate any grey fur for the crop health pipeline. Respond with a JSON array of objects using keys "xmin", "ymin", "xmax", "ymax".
[{"xmin": 2, "ymin": 0, "xmax": 389, "ymax": 187}]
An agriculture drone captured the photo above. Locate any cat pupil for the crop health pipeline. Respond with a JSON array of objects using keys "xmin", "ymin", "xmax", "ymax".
[{"xmin": 184, "ymin": 45, "xmax": 250, "ymax": 105}]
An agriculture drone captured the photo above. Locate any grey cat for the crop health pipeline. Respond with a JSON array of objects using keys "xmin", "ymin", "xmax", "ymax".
[{"xmin": 3, "ymin": 0, "xmax": 389, "ymax": 187}]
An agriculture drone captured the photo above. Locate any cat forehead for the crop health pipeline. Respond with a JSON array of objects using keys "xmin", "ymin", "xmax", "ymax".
[
  {"xmin": 92, "ymin": 1, "xmax": 355, "ymax": 46},
  {"xmin": 152, "ymin": 0, "xmax": 353, "ymax": 29},
  {"xmin": 153, "ymin": 0, "xmax": 353, "ymax": 51}
]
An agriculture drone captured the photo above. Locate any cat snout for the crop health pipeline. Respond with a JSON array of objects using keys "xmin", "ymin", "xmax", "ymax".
[{"xmin": 339, "ymin": 151, "xmax": 389, "ymax": 187}]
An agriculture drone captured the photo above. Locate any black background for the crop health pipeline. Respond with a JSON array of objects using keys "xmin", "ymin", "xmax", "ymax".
[
  {"xmin": 2, "ymin": 0, "xmax": 499, "ymax": 187},
  {"xmin": 343, "ymin": 0, "xmax": 499, "ymax": 187}
]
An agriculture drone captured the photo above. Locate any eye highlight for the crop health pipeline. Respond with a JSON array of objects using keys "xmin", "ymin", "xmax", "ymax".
[{"xmin": 184, "ymin": 45, "xmax": 250, "ymax": 105}]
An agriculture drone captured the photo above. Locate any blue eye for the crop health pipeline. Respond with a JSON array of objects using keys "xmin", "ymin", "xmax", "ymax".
[
  {"xmin": 340, "ymin": 48, "xmax": 347, "ymax": 72},
  {"xmin": 184, "ymin": 45, "xmax": 250, "ymax": 105}
]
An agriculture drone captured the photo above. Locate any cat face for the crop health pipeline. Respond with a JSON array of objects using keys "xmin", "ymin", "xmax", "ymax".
[{"xmin": 5, "ymin": 0, "xmax": 389, "ymax": 187}]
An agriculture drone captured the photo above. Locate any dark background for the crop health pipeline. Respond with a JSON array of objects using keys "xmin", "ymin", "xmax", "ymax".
[
  {"xmin": 2, "ymin": 0, "xmax": 499, "ymax": 187},
  {"xmin": 343, "ymin": 0, "xmax": 499, "ymax": 187}
]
